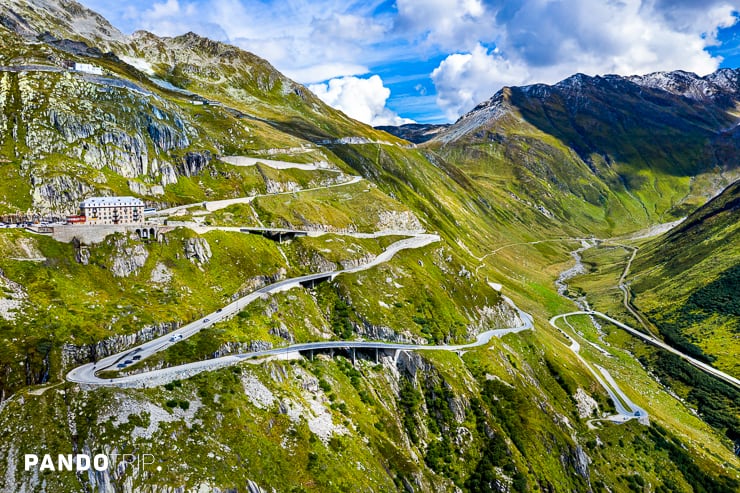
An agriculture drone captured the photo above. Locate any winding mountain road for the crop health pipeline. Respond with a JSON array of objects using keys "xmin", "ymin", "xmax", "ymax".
[
  {"xmin": 550, "ymin": 313, "xmax": 648, "ymax": 424},
  {"xmin": 66, "ymin": 234, "xmax": 537, "ymax": 388},
  {"xmin": 552, "ymin": 311, "xmax": 740, "ymax": 390},
  {"xmin": 155, "ymin": 174, "xmax": 364, "ymax": 215}
]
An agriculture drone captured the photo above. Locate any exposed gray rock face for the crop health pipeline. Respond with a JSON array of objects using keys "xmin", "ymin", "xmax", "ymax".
[
  {"xmin": 127, "ymin": 179, "xmax": 164, "ymax": 196},
  {"xmin": 212, "ymin": 340, "xmax": 273, "ymax": 358},
  {"xmin": 339, "ymin": 253, "xmax": 376, "ymax": 270},
  {"xmin": 177, "ymin": 151, "xmax": 212, "ymax": 177},
  {"xmin": 269, "ymin": 323, "xmax": 294, "ymax": 343},
  {"xmin": 397, "ymin": 351, "xmax": 434, "ymax": 378},
  {"xmin": 61, "ymin": 322, "xmax": 179, "ymax": 366},
  {"xmin": 375, "ymin": 210, "xmax": 423, "ymax": 232},
  {"xmin": 354, "ymin": 316, "xmax": 426, "ymax": 344},
  {"xmin": 147, "ymin": 116, "xmax": 189, "ymax": 152},
  {"xmin": 184, "ymin": 237, "xmax": 211, "ymax": 264},
  {"xmin": 309, "ymin": 253, "xmax": 337, "ymax": 273},
  {"xmin": 149, "ymin": 262, "xmax": 172, "ymax": 284},
  {"xmin": 235, "ymin": 268, "xmax": 288, "ymax": 295},
  {"xmin": 0, "ymin": 268, "xmax": 26, "ymax": 321},
  {"xmin": 467, "ymin": 302, "xmax": 523, "ymax": 337},
  {"xmin": 75, "ymin": 245, "xmax": 90, "ymax": 265},
  {"xmin": 159, "ymin": 162, "xmax": 179, "ymax": 186},
  {"xmin": 110, "ymin": 235, "xmax": 148, "ymax": 277},
  {"xmin": 30, "ymin": 173, "xmax": 95, "ymax": 213},
  {"xmin": 573, "ymin": 388, "xmax": 599, "ymax": 418},
  {"xmin": 0, "ymin": 69, "xmax": 214, "ymax": 213},
  {"xmin": 264, "ymin": 178, "xmax": 300, "ymax": 194},
  {"xmin": 569, "ymin": 444, "xmax": 591, "ymax": 480}
]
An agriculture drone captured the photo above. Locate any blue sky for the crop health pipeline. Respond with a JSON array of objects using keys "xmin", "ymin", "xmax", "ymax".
[{"xmin": 83, "ymin": 0, "xmax": 740, "ymax": 125}]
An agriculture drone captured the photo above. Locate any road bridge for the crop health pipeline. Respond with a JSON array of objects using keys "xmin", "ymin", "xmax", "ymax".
[{"xmin": 239, "ymin": 227, "xmax": 308, "ymax": 242}]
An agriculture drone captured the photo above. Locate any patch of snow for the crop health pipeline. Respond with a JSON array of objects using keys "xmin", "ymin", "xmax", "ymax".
[{"xmin": 120, "ymin": 56, "xmax": 155, "ymax": 75}]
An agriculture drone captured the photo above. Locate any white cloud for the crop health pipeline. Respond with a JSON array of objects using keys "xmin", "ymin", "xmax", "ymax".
[
  {"xmin": 284, "ymin": 63, "xmax": 370, "ymax": 85},
  {"xmin": 113, "ymin": 0, "xmax": 396, "ymax": 84},
  {"xmin": 429, "ymin": 0, "xmax": 740, "ymax": 119},
  {"xmin": 395, "ymin": 0, "xmax": 492, "ymax": 50},
  {"xmin": 87, "ymin": 0, "xmax": 740, "ymax": 122},
  {"xmin": 431, "ymin": 44, "xmax": 530, "ymax": 120},
  {"xmin": 308, "ymin": 75, "xmax": 415, "ymax": 126}
]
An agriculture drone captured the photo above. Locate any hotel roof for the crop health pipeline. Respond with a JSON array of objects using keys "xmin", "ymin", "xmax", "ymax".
[{"xmin": 80, "ymin": 196, "xmax": 144, "ymax": 208}]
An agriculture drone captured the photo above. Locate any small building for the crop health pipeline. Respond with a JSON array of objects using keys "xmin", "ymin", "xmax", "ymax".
[
  {"xmin": 73, "ymin": 62, "xmax": 103, "ymax": 75},
  {"xmin": 80, "ymin": 197, "xmax": 144, "ymax": 225},
  {"xmin": 66, "ymin": 215, "xmax": 86, "ymax": 224}
]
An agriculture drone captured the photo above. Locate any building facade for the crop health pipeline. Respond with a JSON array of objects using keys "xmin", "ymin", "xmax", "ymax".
[
  {"xmin": 80, "ymin": 197, "xmax": 144, "ymax": 225},
  {"xmin": 73, "ymin": 62, "xmax": 103, "ymax": 75}
]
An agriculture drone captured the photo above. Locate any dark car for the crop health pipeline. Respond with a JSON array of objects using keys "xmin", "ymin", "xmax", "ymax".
[
  {"xmin": 117, "ymin": 363, "xmax": 127, "ymax": 368},
  {"xmin": 132, "ymin": 355, "xmax": 141, "ymax": 360}
]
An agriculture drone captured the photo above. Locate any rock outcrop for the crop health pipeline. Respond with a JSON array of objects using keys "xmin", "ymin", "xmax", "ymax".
[
  {"xmin": 184, "ymin": 237, "xmax": 211, "ymax": 264},
  {"xmin": 110, "ymin": 235, "xmax": 148, "ymax": 277},
  {"xmin": 0, "ymin": 268, "xmax": 26, "ymax": 321},
  {"xmin": 61, "ymin": 322, "xmax": 179, "ymax": 366}
]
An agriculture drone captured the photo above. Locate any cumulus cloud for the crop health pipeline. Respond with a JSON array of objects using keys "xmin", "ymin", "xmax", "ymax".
[
  {"xmin": 106, "ymin": 0, "xmax": 395, "ymax": 84},
  {"xmin": 395, "ymin": 0, "xmax": 491, "ymax": 50},
  {"xmin": 308, "ymin": 76, "xmax": 415, "ymax": 126},
  {"xmin": 431, "ymin": 44, "xmax": 530, "ymax": 120},
  {"xmin": 87, "ymin": 0, "xmax": 740, "ymax": 122},
  {"xmin": 428, "ymin": 0, "xmax": 740, "ymax": 119}
]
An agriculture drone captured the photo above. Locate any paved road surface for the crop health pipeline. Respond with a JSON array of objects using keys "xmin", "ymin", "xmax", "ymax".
[
  {"xmin": 550, "ymin": 313, "xmax": 648, "ymax": 424},
  {"xmin": 220, "ymin": 156, "xmax": 341, "ymax": 172},
  {"xmin": 553, "ymin": 311, "xmax": 740, "ymax": 390},
  {"xmin": 155, "ymin": 175, "xmax": 363, "ymax": 215},
  {"xmin": 67, "ymin": 234, "xmax": 482, "ymax": 387}
]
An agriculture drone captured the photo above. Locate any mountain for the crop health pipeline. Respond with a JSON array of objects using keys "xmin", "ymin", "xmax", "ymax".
[
  {"xmin": 627, "ymin": 180, "xmax": 740, "ymax": 446},
  {"xmin": 428, "ymin": 70, "xmax": 740, "ymax": 234},
  {"xmin": 0, "ymin": 1, "xmax": 738, "ymax": 492},
  {"xmin": 375, "ymin": 123, "xmax": 450, "ymax": 144},
  {"xmin": 630, "ymin": 180, "xmax": 740, "ymax": 371}
]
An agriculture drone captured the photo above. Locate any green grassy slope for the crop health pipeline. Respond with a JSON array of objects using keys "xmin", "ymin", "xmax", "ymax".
[
  {"xmin": 0, "ymin": 1, "xmax": 737, "ymax": 491},
  {"xmin": 630, "ymin": 180, "xmax": 740, "ymax": 372}
]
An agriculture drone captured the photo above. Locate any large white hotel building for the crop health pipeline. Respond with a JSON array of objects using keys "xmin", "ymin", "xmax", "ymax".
[{"xmin": 79, "ymin": 197, "xmax": 144, "ymax": 225}]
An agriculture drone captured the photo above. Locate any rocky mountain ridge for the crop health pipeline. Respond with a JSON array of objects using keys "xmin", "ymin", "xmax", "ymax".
[{"xmin": 433, "ymin": 68, "xmax": 740, "ymax": 146}]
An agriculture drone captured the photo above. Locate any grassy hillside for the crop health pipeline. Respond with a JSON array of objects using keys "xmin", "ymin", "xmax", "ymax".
[
  {"xmin": 630, "ymin": 180, "xmax": 740, "ymax": 372},
  {"xmin": 0, "ymin": 1, "xmax": 738, "ymax": 491}
]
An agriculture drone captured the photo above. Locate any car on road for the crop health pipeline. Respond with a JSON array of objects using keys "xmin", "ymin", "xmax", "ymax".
[
  {"xmin": 132, "ymin": 355, "xmax": 141, "ymax": 360},
  {"xmin": 216, "ymin": 308, "xmax": 222, "ymax": 312},
  {"xmin": 203, "ymin": 318, "xmax": 210, "ymax": 322},
  {"xmin": 169, "ymin": 334, "xmax": 183, "ymax": 342},
  {"xmin": 117, "ymin": 363, "xmax": 127, "ymax": 368},
  {"xmin": 124, "ymin": 360, "xmax": 133, "ymax": 365}
]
